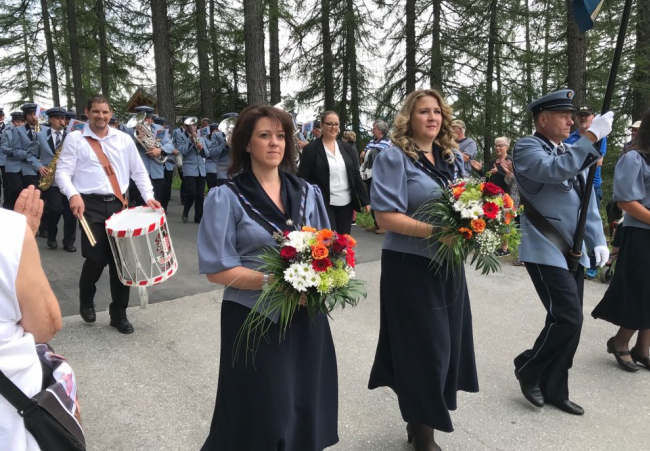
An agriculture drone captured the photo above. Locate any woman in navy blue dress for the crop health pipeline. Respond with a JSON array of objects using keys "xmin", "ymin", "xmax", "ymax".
[
  {"xmin": 197, "ymin": 106, "xmax": 338, "ymax": 451},
  {"xmin": 368, "ymin": 89, "xmax": 478, "ymax": 451}
]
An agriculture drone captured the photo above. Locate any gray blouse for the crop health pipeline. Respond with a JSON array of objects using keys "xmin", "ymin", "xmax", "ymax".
[
  {"xmin": 197, "ymin": 182, "xmax": 330, "ymax": 320},
  {"xmin": 613, "ymin": 150, "xmax": 650, "ymax": 231},
  {"xmin": 371, "ymin": 145, "xmax": 464, "ymax": 263}
]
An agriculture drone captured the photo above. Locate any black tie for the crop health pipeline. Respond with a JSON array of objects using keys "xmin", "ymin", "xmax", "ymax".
[
  {"xmin": 54, "ymin": 131, "xmax": 61, "ymax": 148},
  {"xmin": 27, "ymin": 127, "xmax": 34, "ymax": 141}
]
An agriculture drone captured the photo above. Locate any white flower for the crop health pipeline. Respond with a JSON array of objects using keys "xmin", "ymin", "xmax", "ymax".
[
  {"xmin": 286, "ymin": 231, "xmax": 310, "ymax": 252},
  {"xmin": 286, "ymin": 219, "xmax": 294, "ymax": 226}
]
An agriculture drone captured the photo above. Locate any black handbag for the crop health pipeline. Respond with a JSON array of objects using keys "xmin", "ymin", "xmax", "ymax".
[{"xmin": 0, "ymin": 365, "xmax": 86, "ymax": 451}]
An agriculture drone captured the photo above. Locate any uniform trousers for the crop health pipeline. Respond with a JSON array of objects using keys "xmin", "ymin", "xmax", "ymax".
[
  {"xmin": 514, "ymin": 263, "xmax": 584, "ymax": 402},
  {"xmin": 42, "ymin": 187, "xmax": 76, "ymax": 246},
  {"xmin": 0, "ymin": 166, "xmax": 5, "ymax": 208},
  {"xmin": 129, "ymin": 178, "xmax": 164, "ymax": 207},
  {"xmin": 79, "ymin": 194, "xmax": 130, "ymax": 321},
  {"xmin": 2, "ymin": 172, "xmax": 37, "ymax": 210},
  {"xmin": 0, "ymin": 166, "xmax": 3, "ymax": 206},
  {"xmin": 206, "ymin": 173, "xmax": 218, "ymax": 190},
  {"xmin": 182, "ymin": 176, "xmax": 205, "ymax": 222},
  {"xmin": 162, "ymin": 168, "xmax": 174, "ymax": 211}
]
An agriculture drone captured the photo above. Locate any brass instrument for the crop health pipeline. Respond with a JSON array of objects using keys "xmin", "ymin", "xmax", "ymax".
[
  {"xmin": 38, "ymin": 135, "xmax": 65, "ymax": 191},
  {"xmin": 126, "ymin": 112, "xmax": 168, "ymax": 165},
  {"xmin": 183, "ymin": 117, "xmax": 202, "ymax": 152},
  {"xmin": 217, "ymin": 116, "xmax": 237, "ymax": 146},
  {"xmin": 78, "ymin": 215, "xmax": 97, "ymax": 247}
]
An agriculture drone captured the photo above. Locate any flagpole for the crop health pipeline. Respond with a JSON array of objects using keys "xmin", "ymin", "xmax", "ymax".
[{"xmin": 568, "ymin": 0, "xmax": 634, "ymax": 272}]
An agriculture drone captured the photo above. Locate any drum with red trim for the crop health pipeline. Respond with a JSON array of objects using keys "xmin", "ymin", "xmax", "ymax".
[{"xmin": 105, "ymin": 206, "xmax": 178, "ymax": 287}]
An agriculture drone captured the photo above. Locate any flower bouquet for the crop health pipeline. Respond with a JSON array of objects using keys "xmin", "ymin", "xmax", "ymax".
[
  {"xmin": 235, "ymin": 224, "xmax": 366, "ymax": 361},
  {"xmin": 418, "ymin": 178, "xmax": 521, "ymax": 275}
]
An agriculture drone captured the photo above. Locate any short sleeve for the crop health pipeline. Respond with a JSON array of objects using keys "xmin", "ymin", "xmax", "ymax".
[
  {"xmin": 197, "ymin": 187, "xmax": 242, "ymax": 274},
  {"xmin": 370, "ymin": 147, "xmax": 408, "ymax": 213},
  {"xmin": 613, "ymin": 151, "xmax": 647, "ymax": 202},
  {"xmin": 306, "ymin": 184, "xmax": 331, "ymax": 230}
]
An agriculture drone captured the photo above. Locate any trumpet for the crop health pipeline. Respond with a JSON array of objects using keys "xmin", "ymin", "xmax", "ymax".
[{"xmin": 183, "ymin": 117, "xmax": 202, "ymax": 152}]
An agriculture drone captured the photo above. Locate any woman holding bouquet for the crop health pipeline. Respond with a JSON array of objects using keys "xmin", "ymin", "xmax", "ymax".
[
  {"xmin": 368, "ymin": 89, "xmax": 479, "ymax": 451},
  {"xmin": 197, "ymin": 105, "xmax": 338, "ymax": 451}
]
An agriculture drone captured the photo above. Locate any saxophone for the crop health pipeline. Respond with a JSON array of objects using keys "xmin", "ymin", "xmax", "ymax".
[{"xmin": 38, "ymin": 137, "xmax": 64, "ymax": 191}]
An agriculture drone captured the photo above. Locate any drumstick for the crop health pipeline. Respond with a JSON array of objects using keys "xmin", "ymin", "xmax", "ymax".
[{"xmin": 78, "ymin": 214, "xmax": 97, "ymax": 247}]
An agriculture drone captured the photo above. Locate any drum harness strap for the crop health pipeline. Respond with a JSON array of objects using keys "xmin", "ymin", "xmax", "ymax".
[{"xmin": 85, "ymin": 136, "xmax": 128, "ymax": 210}]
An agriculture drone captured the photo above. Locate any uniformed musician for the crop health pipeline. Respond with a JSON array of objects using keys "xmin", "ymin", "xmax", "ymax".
[
  {"xmin": 174, "ymin": 118, "xmax": 207, "ymax": 223},
  {"xmin": 28, "ymin": 107, "xmax": 77, "ymax": 252},
  {"xmin": 512, "ymin": 90, "xmax": 612, "ymax": 415},
  {"xmin": 204, "ymin": 123, "xmax": 226, "ymax": 189},
  {"xmin": 0, "ymin": 108, "xmax": 5, "ymax": 205},
  {"xmin": 65, "ymin": 110, "xmax": 76, "ymax": 127},
  {"xmin": 1, "ymin": 111, "xmax": 25, "ymax": 209},
  {"xmin": 153, "ymin": 116, "xmax": 178, "ymax": 211}
]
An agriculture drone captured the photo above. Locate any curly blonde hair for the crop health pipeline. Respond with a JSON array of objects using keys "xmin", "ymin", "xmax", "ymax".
[{"xmin": 390, "ymin": 89, "xmax": 458, "ymax": 163}]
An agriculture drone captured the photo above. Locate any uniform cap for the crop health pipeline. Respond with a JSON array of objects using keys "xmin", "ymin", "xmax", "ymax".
[
  {"xmin": 10, "ymin": 111, "xmax": 24, "ymax": 120},
  {"xmin": 20, "ymin": 103, "xmax": 38, "ymax": 114},
  {"xmin": 576, "ymin": 105, "xmax": 594, "ymax": 116},
  {"xmin": 134, "ymin": 105, "xmax": 155, "ymax": 117},
  {"xmin": 630, "ymin": 120, "xmax": 642, "ymax": 129},
  {"xmin": 209, "ymin": 122, "xmax": 219, "ymax": 130},
  {"xmin": 65, "ymin": 110, "xmax": 77, "ymax": 119},
  {"xmin": 109, "ymin": 117, "xmax": 117, "ymax": 124},
  {"xmin": 527, "ymin": 90, "xmax": 576, "ymax": 116},
  {"xmin": 46, "ymin": 107, "xmax": 67, "ymax": 118},
  {"xmin": 153, "ymin": 116, "xmax": 166, "ymax": 125}
]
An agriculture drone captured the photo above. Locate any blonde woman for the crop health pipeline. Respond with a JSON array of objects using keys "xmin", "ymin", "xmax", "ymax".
[{"xmin": 368, "ymin": 90, "xmax": 478, "ymax": 451}]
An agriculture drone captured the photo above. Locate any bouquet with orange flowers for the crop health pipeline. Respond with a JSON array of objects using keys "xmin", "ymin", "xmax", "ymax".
[
  {"xmin": 236, "ymin": 224, "xmax": 366, "ymax": 360},
  {"xmin": 418, "ymin": 177, "xmax": 521, "ymax": 275}
]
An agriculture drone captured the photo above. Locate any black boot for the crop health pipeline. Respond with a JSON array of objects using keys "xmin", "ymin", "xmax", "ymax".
[{"xmin": 406, "ymin": 423, "xmax": 442, "ymax": 451}]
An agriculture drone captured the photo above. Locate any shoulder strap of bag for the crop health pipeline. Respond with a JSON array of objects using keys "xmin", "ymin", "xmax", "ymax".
[
  {"xmin": 0, "ymin": 369, "xmax": 36, "ymax": 415},
  {"xmin": 84, "ymin": 136, "xmax": 128, "ymax": 209},
  {"xmin": 518, "ymin": 191, "xmax": 572, "ymax": 263}
]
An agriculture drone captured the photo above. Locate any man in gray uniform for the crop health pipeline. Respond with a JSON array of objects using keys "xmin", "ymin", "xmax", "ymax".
[
  {"xmin": 513, "ymin": 89, "xmax": 612, "ymax": 415},
  {"xmin": 452, "ymin": 119, "xmax": 477, "ymax": 175},
  {"xmin": 1, "ymin": 111, "xmax": 25, "ymax": 209}
]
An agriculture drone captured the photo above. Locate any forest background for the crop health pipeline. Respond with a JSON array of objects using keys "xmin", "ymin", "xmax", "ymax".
[{"xmin": 0, "ymin": 0, "xmax": 649, "ymax": 206}]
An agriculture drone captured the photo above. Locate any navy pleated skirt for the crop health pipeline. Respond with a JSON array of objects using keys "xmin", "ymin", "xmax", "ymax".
[
  {"xmin": 200, "ymin": 300, "xmax": 339, "ymax": 451},
  {"xmin": 368, "ymin": 250, "xmax": 479, "ymax": 433}
]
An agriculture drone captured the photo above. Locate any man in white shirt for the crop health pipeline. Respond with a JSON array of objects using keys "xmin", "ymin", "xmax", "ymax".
[{"xmin": 55, "ymin": 94, "xmax": 161, "ymax": 334}]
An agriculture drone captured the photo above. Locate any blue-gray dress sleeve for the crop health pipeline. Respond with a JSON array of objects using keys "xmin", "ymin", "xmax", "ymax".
[
  {"xmin": 613, "ymin": 151, "xmax": 646, "ymax": 202},
  {"xmin": 198, "ymin": 187, "xmax": 242, "ymax": 274},
  {"xmin": 370, "ymin": 147, "xmax": 408, "ymax": 213},
  {"xmin": 306, "ymin": 184, "xmax": 331, "ymax": 230}
]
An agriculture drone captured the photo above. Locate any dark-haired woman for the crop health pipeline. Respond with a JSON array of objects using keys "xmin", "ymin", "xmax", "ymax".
[
  {"xmin": 197, "ymin": 106, "xmax": 338, "ymax": 451},
  {"xmin": 592, "ymin": 110, "xmax": 650, "ymax": 373},
  {"xmin": 298, "ymin": 111, "xmax": 369, "ymax": 234},
  {"xmin": 368, "ymin": 89, "xmax": 478, "ymax": 451}
]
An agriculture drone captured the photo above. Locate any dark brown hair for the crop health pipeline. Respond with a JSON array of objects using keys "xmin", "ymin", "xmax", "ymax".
[
  {"xmin": 631, "ymin": 108, "xmax": 650, "ymax": 154},
  {"xmin": 86, "ymin": 94, "xmax": 111, "ymax": 111},
  {"xmin": 229, "ymin": 105, "xmax": 297, "ymax": 176}
]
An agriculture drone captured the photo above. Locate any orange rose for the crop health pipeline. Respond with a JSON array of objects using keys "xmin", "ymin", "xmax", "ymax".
[
  {"xmin": 316, "ymin": 229, "xmax": 334, "ymax": 243},
  {"xmin": 458, "ymin": 227, "xmax": 473, "ymax": 240},
  {"xmin": 311, "ymin": 243, "xmax": 329, "ymax": 260},
  {"xmin": 470, "ymin": 219, "xmax": 486, "ymax": 233},
  {"xmin": 302, "ymin": 226, "xmax": 317, "ymax": 233},
  {"xmin": 504, "ymin": 211, "xmax": 514, "ymax": 225},
  {"xmin": 452, "ymin": 186, "xmax": 465, "ymax": 200},
  {"xmin": 344, "ymin": 234, "xmax": 357, "ymax": 247},
  {"xmin": 503, "ymin": 194, "xmax": 514, "ymax": 209}
]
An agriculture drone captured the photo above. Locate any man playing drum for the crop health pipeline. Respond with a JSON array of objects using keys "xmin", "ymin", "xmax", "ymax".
[{"xmin": 55, "ymin": 94, "xmax": 161, "ymax": 334}]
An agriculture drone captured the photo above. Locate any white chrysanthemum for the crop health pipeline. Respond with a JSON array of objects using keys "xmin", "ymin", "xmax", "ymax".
[{"xmin": 286, "ymin": 231, "xmax": 310, "ymax": 252}]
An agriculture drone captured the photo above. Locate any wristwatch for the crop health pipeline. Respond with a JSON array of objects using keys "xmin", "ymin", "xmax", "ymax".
[{"xmin": 262, "ymin": 274, "xmax": 270, "ymax": 289}]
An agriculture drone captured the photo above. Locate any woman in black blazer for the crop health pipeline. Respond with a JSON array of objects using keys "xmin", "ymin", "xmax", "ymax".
[{"xmin": 298, "ymin": 111, "xmax": 370, "ymax": 234}]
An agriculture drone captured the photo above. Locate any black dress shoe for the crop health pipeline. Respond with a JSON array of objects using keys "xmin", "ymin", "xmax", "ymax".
[
  {"xmin": 110, "ymin": 319, "xmax": 134, "ymax": 334},
  {"xmin": 181, "ymin": 214, "xmax": 188, "ymax": 223},
  {"xmin": 80, "ymin": 305, "xmax": 96, "ymax": 323},
  {"xmin": 47, "ymin": 239, "xmax": 57, "ymax": 250},
  {"xmin": 631, "ymin": 347, "xmax": 650, "ymax": 370},
  {"xmin": 515, "ymin": 369, "xmax": 544, "ymax": 407},
  {"xmin": 63, "ymin": 245, "xmax": 77, "ymax": 252},
  {"xmin": 607, "ymin": 337, "xmax": 639, "ymax": 372},
  {"xmin": 549, "ymin": 399, "xmax": 584, "ymax": 415}
]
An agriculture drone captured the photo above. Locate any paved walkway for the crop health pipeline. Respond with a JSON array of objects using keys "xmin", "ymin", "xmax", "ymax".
[{"xmin": 50, "ymin": 259, "xmax": 650, "ymax": 451}]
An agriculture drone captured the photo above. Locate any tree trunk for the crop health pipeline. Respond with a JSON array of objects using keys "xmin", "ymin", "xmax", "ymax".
[
  {"xmin": 151, "ymin": 0, "xmax": 176, "ymax": 126},
  {"xmin": 57, "ymin": 0, "xmax": 74, "ymax": 109},
  {"xmin": 243, "ymin": 0, "xmax": 267, "ymax": 105},
  {"xmin": 633, "ymin": 0, "xmax": 650, "ymax": 120},
  {"xmin": 67, "ymin": 0, "xmax": 84, "ymax": 114},
  {"xmin": 40, "ymin": 0, "xmax": 60, "ymax": 106},
  {"xmin": 429, "ymin": 0, "xmax": 442, "ymax": 91},
  {"xmin": 96, "ymin": 0, "xmax": 109, "ymax": 97},
  {"xmin": 231, "ymin": 47, "xmax": 240, "ymax": 111},
  {"xmin": 209, "ymin": 0, "xmax": 221, "ymax": 114},
  {"xmin": 483, "ymin": 0, "xmax": 498, "ymax": 165},
  {"xmin": 405, "ymin": 0, "xmax": 416, "ymax": 94},
  {"xmin": 496, "ymin": 40, "xmax": 503, "ymax": 136},
  {"xmin": 195, "ymin": 0, "xmax": 215, "ymax": 117},
  {"xmin": 322, "ymin": 0, "xmax": 334, "ymax": 110},
  {"xmin": 346, "ymin": 0, "xmax": 360, "ymax": 152},
  {"xmin": 269, "ymin": 0, "xmax": 281, "ymax": 105},
  {"xmin": 523, "ymin": 0, "xmax": 533, "ymax": 134},
  {"xmin": 22, "ymin": 19, "xmax": 35, "ymax": 102},
  {"xmin": 542, "ymin": 0, "xmax": 552, "ymax": 96},
  {"xmin": 340, "ymin": 50, "xmax": 349, "ymax": 134},
  {"xmin": 566, "ymin": 0, "xmax": 587, "ymax": 107}
]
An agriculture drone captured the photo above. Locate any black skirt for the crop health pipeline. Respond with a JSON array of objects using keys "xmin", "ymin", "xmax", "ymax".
[
  {"xmin": 368, "ymin": 250, "xmax": 479, "ymax": 433},
  {"xmin": 592, "ymin": 226, "xmax": 650, "ymax": 330},
  {"xmin": 200, "ymin": 301, "xmax": 339, "ymax": 451}
]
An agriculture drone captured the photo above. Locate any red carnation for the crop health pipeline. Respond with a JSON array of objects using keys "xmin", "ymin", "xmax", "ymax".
[
  {"xmin": 483, "ymin": 182, "xmax": 504, "ymax": 196},
  {"xmin": 333, "ymin": 235, "xmax": 348, "ymax": 253},
  {"xmin": 346, "ymin": 249, "xmax": 356, "ymax": 268},
  {"xmin": 279, "ymin": 246, "xmax": 298, "ymax": 261},
  {"xmin": 312, "ymin": 258, "xmax": 333, "ymax": 272},
  {"xmin": 483, "ymin": 201, "xmax": 499, "ymax": 220},
  {"xmin": 283, "ymin": 230, "xmax": 290, "ymax": 238}
]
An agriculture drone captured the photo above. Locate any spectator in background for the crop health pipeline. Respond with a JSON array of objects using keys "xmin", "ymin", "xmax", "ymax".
[
  {"xmin": 342, "ymin": 130, "xmax": 356, "ymax": 145},
  {"xmin": 201, "ymin": 118, "xmax": 210, "ymax": 128},
  {"xmin": 311, "ymin": 121, "xmax": 322, "ymax": 141},
  {"xmin": 452, "ymin": 119, "xmax": 477, "ymax": 175},
  {"xmin": 487, "ymin": 137, "xmax": 514, "ymax": 257},
  {"xmin": 360, "ymin": 120, "xmax": 391, "ymax": 234},
  {"xmin": 623, "ymin": 120, "xmax": 641, "ymax": 154},
  {"xmin": 564, "ymin": 105, "xmax": 608, "ymax": 280}
]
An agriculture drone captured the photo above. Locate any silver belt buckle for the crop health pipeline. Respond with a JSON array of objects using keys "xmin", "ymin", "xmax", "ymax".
[{"xmin": 103, "ymin": 194, "xmax": 115, "ymax": 202}]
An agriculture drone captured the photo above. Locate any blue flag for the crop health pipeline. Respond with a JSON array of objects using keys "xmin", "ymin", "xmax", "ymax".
[{"xmin": 572, "ymin": 0, "xmax": 605, "ymax": 33}]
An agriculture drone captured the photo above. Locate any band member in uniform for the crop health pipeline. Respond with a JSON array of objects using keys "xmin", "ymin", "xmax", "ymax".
[
  {"xmin": 0, "ymin": 108, "xmax": 5, "ymax": 205},
  {"xmin": 126, "ymin": 105, "xmax": 170, "ymax": 206},
  {"xmin": 65, "ymin": 110, "xmax": 76, "ymax": 127},
  {"xmin": 0, "ymin": 108, "xmax": 5, "ymax": 134},
  {"xmin": 512, "ymin": 90, "xmax": 612, "ymax": 415},
  {"xmin": 28, "ymin": 107, "xmax": 77, "ymax": 252},
  {"xmin": 55, "ymin": 94, "xmax": 161, "ymax": 334},
  {"xmin": 204, "ymin": 123, "xmax": 227, "ymax": 189},
  {"xmin": 1, "ymin": 112, "xmax": 25, "ymax": 209},
  {"xmin": 174, "ymin": 118, "xmax": 207, "ymax": 223},
  {"xmin": 153, "ymin": 116, "xmax": 178, "ymax": 211},
  {"xmin": 108, "ymin": 117, "xmax": 119, "ymax": 129},
  {"xmin": 1, "ymin": 103, "xmax": 47, "ymax": 210}
]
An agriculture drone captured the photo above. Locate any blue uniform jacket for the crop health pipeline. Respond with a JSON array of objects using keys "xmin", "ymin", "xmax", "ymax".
[
  {"xmin": 125, "ymin": 124, "xmax": 173, "ymax": 180},
  {"xmin": 27, "ymin": 128, "xmax": 67, "ymax": 187},
  {"xmin": 1, "ymin": 125, "xmax": 49, "ymax": 175},
  {"xmin": 174, "ymin": 130, "xmax": 206, "ymax": 177},
  {"xmin": 513, "ymin": 133, "xmax": 606, "ymax": 269},
  {"xmin": 204, "ymin": 132, "xmax": 227, "ymax": 175}
]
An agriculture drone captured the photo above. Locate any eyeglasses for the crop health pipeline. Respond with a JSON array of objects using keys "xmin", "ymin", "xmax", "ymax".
[
  {"xmin": 495, "ymin": 144, "xmax": 508, "ymax": 148},
  {"xmin": 323, "ymin": 122, "xmax": 339, "ymax": 128}
]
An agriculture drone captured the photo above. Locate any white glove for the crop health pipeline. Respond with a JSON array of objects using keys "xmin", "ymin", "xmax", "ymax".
[
  {"xmin": 594, "ymin": 246, "xmax": 610, "ymax": 268},
  {"xmin": 587, "ymin": 111, "xmax": 614, "ymax": 141}
]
